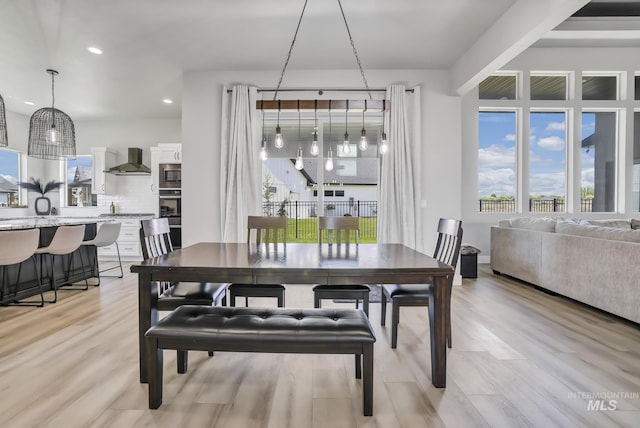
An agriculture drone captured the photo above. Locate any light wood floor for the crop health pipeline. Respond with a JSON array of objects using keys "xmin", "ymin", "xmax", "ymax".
[{"xmin": 1, "ymin": 263, "xmax": 639, "ymax": 428}]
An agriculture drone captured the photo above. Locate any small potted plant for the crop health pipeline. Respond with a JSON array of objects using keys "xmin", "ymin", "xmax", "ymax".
[{"xmin": 19, "ymin": 177, "xmax": 63, "ymax": 215}]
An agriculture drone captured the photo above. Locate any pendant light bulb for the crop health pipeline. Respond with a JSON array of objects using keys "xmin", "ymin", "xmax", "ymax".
[
  {"xmin": 295, "ymin": 146, "xmax": 304, "ymax": 170},
  {"xmin": 46, "ymin": 126, "xmax": 60, "ymax": 145},
  {"xmin": 325, "ymin": 147, "xmax": 334, "ymax": 171},
  {"xmin": 274, "ymin": 125, "xmax": 283, "ymax": 149},
  {"xmin": 342, "ymin": 132, "xmax": 351, "ymax": 154},
  {"xmin": 260, "ymin": 138, "xmax": 268, "ymax": 161},
  {"xmin": 379, "ymin": 132, "xmax": 388, "ymax": 154},
  {"xmin": 310, "ymin": 131, "xmax": 319, "ymax": 156},
  {"xmin": 359, "ymin": 128, "xmax": 368, "ymax": 151}
]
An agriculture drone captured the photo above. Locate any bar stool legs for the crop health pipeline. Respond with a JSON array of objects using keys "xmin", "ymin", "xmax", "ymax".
[
  {"xmin": 40, "ymin": 251, "xmax": 90, "ymax": 304},
  {"xmin": 0, "ymin": 256, "xmax": 45, "ymax": 307}
]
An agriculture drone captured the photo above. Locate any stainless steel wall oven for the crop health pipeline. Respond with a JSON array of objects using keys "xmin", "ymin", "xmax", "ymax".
[{"xmin": 159, "ymin": 163, "xmax": 182, "ymax": 247}]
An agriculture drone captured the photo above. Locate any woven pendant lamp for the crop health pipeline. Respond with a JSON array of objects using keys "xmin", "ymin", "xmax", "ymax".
[
  {"xmin": 0, "ymin": 94, "xmax": 7, "ymax": 147},
  {"xmin": 28, "ymin": 69, "xmax": 76, "ymax": 159}
]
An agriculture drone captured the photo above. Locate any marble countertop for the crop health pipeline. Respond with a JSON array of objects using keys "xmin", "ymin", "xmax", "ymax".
[{"xmin": 0, "ymin": 214, "xmax": 155, "ymax": 230}]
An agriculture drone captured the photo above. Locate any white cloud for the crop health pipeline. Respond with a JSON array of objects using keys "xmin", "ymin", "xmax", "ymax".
[
  {"xmin": 478, "ymin": 144, "xmax": 515, "ymax": 168},
  {"xmin": 478, "ymin": 168, "xmax": 515, "ymax": 197},
  {"xmin": 581, "ymin": 167, "xmax": 594, "ymax": 189},
  {"xmin": 530, "ymin": 172, "xmax": 565, "ymax": 197},
  {"xmin": 581, "ymin": 151, "xmax": 595, "ymax": 167},
  {"xmin": 536, "ymin": 136, "xmax": 565, "ymax": 151},
  {"xmin": 546, "ymin": 121, "xmax": 566, "ymax": 132},
  {"xmin": 504, "ymin": 133, "xmax": 516, "ymax": 141}
]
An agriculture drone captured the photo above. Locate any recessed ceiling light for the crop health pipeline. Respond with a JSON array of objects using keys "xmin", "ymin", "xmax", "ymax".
[
  {"xmin": 87, "ymin": 46, "xmax": 103, "ymax": 55},
  {"xmin": 24, "ymin": 101, "xmax": 35, "ymax": 105},
  {"xmin": 162, "ymin": 99, "xmax": 173, "ymax": 104}
]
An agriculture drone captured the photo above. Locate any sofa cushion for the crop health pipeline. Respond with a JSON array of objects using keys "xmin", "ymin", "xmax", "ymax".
[
  {"xmin": 510, "ymin": 217, "xmax": 557, "ymax": 232},
  {"xmin": 631, "ymin": 219, "xmax": 640, "ymax": 230},
  {"xmin": 580, "ymin": 219, "xmax": 631, "ymax": 229},
  {"xmin": 556, "ymin": 221, "xmax": 640, "ymax": 243}
]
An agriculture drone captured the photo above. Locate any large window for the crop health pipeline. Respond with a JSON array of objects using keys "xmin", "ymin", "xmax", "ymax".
[
  {"xmin": 478, "ymin": 111, "xmax": 516, "ymax": 213},
  {"xmin": 581, "ymin": 111, "xmax": 617, "ymax": 212},
  {"xmin": 65, "ymin": 156, "xmax": 93, "ymax": 206},
  {"xmin": 529, "ymin": 111, "xmax": 567, "ymax": 212},
  {"xmin": 477, "ymin": 71, "xmax": 631, "ymax": 214},
  {"xmin": 261, "ymin": 110, "xmax": 381, "ymax": 242},
  {"xmin": 0, "ymin": 148, "xmax": 21, "ymax": 207}
]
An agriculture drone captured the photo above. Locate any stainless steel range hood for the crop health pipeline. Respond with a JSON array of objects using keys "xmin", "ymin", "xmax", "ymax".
[{"xmin": 105, "ymin": 148, "xmax": 151, "ymax": 175}]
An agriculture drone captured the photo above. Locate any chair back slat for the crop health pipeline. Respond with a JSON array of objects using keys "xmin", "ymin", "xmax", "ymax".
[
  {"xmin": 318, "ymin": 216, "xmax": 360, "ymax": 245},
  {"xmin": 433, "ymin": 218, "xmax": 463, "ymax": 269},
  {"xmin": 247, "ymin": 216, "xmax": 287, "ymax": 245},
  {"xmin": 140, "ymin": 218, "xmax": 173, "ymax": 259},
  {"xmin": 140, "ymin": 218, "xmax": 175, "ymax": 294}
]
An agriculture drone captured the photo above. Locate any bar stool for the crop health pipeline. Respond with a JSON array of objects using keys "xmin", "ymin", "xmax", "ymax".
[
  {"xmin": 35, "ymin": 224, "xmax": 89, "ymax": 303},
  {"xmin": 81, "ymin": 222, "xmax": 122, "ymax": 285},
  {"xmin": 0, "ymin": 228, "xmax": 45, "ymax": 307}
]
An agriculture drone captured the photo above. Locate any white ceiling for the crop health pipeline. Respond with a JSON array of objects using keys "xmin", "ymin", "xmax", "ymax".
[{"xmin": 1, "ymin": 0, "xmax": 637, "ymax": 121}]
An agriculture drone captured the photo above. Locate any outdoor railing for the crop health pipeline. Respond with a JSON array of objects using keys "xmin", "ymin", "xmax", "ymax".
[
  {"xmin": 478, "ymin": 198, "xmax": 594, "ymax": 213},
  {"xmin": 262, "ymin": 201, "xmax": 377, "ymax": 242}
]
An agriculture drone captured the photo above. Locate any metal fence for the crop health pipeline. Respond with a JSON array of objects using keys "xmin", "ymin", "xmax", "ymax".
[
  {"xmin": 262, "ymin": 201, "xmax": 377, "ymax": 242},
  {"xmin": 478, "ymin": 198, "xmax": 594, "ymax": 213}
]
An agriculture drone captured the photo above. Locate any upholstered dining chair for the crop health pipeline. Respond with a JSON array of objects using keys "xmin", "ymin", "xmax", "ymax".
[
  {"xmin": 139, "ymin": 218, "xmax": 227, "ymax": 310},
  {"xmin": 313, "ymin": 216, "xmax": 370, "ymax": 315},
  {"xmin": 380, "ymin": 218, "xmax": 463, "ymax": 349},
  {"xmin": 228, "ymin": 216, "xmax": 287, "ymax": 307},
  {"xmin": 140, "ymin": 217, "xmax": 227, "ymax": 371},
  {"xmin": 34, "ymin": 224, "xmax": 90, "ymax": 303},
  {"xmin": 0, "ymin": 228, "xmax": 45, "ymax": 307},
  {"xmin": 81, "ymin": 221, "xmax": 123, "ymax": 285}
]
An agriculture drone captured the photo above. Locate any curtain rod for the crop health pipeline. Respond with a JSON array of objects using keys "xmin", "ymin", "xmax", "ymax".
[{"xmin": 227, "ymin": 88, "xmax": 414, "ymax": 94}]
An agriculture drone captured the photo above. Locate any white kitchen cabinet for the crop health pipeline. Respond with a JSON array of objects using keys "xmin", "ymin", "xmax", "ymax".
[
  {"xmin": 150, "ymin": 143, "xmax": 181, "ymax": 194},
  {"xmin": 97, "ymin": 219, "xmax": 144, "ymax": 261},
  {"xmin": 91, "ymin": 147, "xmax": 117, "ymax": 195}
]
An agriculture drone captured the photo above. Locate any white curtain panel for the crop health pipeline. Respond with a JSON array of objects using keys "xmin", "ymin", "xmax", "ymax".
[
  {"xmin": 377, "ymin": 84, "xmax": 420, "ymax": 248},
  {"xmin": 219, "ymin": 85, "xmax": 261, "ymax": 242}
]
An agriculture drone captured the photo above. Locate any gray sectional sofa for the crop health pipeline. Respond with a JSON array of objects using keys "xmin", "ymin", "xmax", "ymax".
[{"xmin": 491, "ymin": 217, "xmax": 640, "ymax": 324}]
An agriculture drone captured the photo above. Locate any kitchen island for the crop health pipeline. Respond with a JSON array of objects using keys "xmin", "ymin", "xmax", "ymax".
[{"xmin": 0, "ymin": 218, "xmax": 104, "ymax": 305}]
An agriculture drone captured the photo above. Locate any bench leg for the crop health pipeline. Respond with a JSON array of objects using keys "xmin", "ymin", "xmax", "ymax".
[
  {"xmin": 391, "ymin": 299, "xmax": 400, "ymax": 349},
  {"xmin": 177, "ymin": 350, "xmax": 188, "ymax": 373},
  {"xmin": 363, "ymin": 343, "xmax": 374, "ymax": 416},
  {"xmin": 147, "ymin": 337, "xmax": 163, "ymax": 409},
  {"xmin": 380, "ymin": 292, "xmax": 387, "ymax": 326}
]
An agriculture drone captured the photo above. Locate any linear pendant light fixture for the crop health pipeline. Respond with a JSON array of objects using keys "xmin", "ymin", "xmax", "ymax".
[
  {"xmin": 0, "ymin": 94, "xmax": 7, "ymax": 147},
  {"xmin": 263, "ymin": 0, "xmax": 390, "ymax": 157},
  {"xmin": 28, "ymin": 69, "xmax": 76, "ymax": 160}
]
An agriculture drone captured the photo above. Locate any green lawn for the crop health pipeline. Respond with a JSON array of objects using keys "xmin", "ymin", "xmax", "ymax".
[{"xmin": 285, "ymin": 218, "xmax": 377, "ymax": 243}]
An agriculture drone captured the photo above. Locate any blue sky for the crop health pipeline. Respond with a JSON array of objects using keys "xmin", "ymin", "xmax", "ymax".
[
  {"xmin": 0, "ymin": 150, "xmax": 19, "ymax": 184},
  {"xmin": 479, "ymin": 111, "xmax": 577, "ymax": 198}
]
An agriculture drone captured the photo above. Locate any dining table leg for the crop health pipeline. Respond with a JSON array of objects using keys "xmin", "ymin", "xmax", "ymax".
[
  {"xmin": 138, "ymin": 272, "xmax": 155, "ymax": 384},
  {"xmin": 428, "ymin": 274, "xmax": 448, "ymax": 388}
]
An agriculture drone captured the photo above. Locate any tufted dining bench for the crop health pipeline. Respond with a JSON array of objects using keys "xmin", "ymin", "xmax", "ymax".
[{"xmin": 145, "ymin": 305, "xmax": 376, "ymax": 416}]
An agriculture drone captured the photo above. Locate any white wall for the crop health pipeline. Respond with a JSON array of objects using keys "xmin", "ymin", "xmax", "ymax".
[
  {"xmin": 461, "ymin": 47, "xmax": 640, "ymax": 262},
  {"xmin": 0, "ymin": 114, "xmax": 180, "ymax": 217},
  {"xmin": 181, "ymin": 69, "xmax": 462, "ymax": 253}
]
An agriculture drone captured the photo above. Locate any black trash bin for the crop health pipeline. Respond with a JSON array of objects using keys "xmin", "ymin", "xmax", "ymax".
[{"xmin": 460, "ymin": 245, "xmax": 481, "ymax": 278}]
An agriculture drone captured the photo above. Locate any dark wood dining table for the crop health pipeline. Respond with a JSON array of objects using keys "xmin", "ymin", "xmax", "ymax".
[{"xmin": 131, "ymin": 242, "xmax": 454, "ymax": 388}]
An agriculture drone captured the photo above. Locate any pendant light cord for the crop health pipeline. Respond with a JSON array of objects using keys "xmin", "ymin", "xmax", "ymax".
[
  {"xmin": 337, "ymin": 0, "xmax": 372, "ymax": 100},
  {"xmin": 273, "ymin": 0, "xmax": 309, "ymax": 100},
  {"xmin": 273, "ymin": 0, "xmax": 373, "ymax": 101}
]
